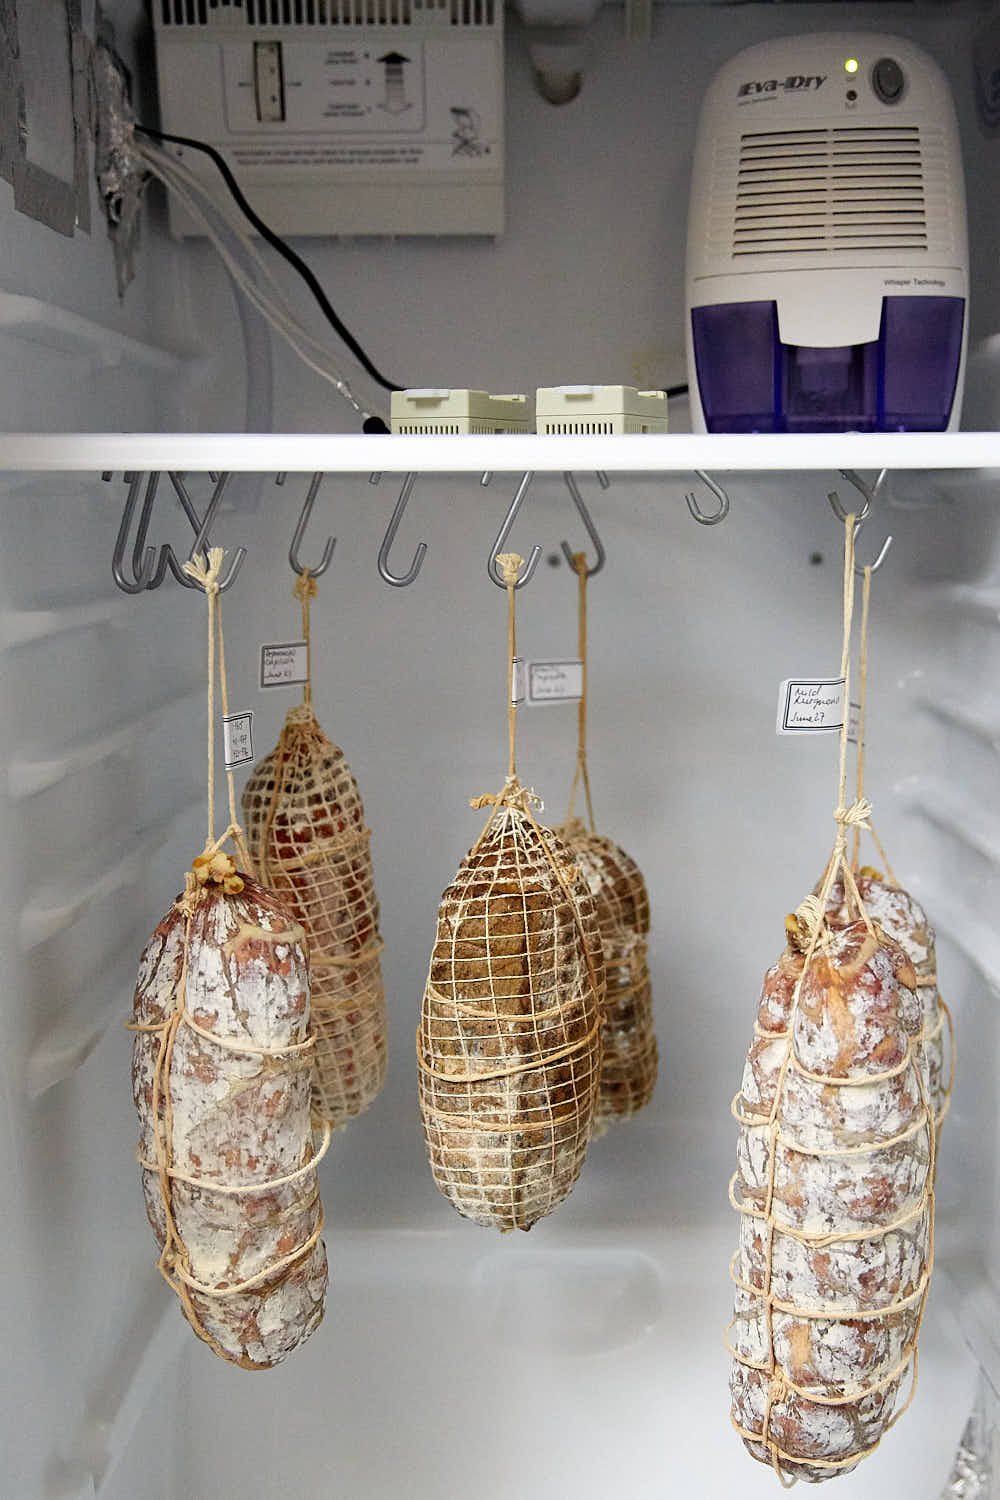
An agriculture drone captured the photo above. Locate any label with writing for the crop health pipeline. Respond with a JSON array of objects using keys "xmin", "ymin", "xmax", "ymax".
[
  {"xmin": 527, "ymin": 659, "xmax": 583, "ymax": 704},
  {"xmin": 260, "ymin": 640, "xmax": 309, "ymax": 689},
  {"xmin": 776, "ymin": 678, "xmax": 847, "ymax": 734},
  {"xmin": 511, "ymin": 657, "xmax": 525, "ymax": 705},
  {"xmin": 223, "ymin": 711, "xmax": 255, "ymax": 768}
]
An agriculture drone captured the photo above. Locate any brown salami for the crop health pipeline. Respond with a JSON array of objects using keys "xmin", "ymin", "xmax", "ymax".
[
  {"xmin": 729, "ymin": 911, "xmax": 933, "ymax": 1482},
  {"xmin": 557, "ymin": 817, "xmax": 657, "ymax": 1131},
  {"xmin": 242, "ymin": 703, "xmax": 387, "ymax": 1129},
  {"xmin": 131, "ymin": 854, "xmax": 328, "ymax": 1369},
  {"xmin": 417, "ymin": 786, "xmax": 605, "ymax": 1231}
]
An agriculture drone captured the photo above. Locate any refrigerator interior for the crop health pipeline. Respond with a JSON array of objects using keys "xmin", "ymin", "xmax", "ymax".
[{"xmin": 1, "ymin": 1, "xmax": 999, "ymax": 1496}]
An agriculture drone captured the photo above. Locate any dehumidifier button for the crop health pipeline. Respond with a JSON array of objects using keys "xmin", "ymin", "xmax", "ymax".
[{"xmin": 872, "ymin": 57, "xmax": 905, "ymax": 103}]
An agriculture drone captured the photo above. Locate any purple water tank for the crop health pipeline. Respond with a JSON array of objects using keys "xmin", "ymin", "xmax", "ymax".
[{"xmin": 691, "ymin": 296, "xmax": 964, "ymax": 433}]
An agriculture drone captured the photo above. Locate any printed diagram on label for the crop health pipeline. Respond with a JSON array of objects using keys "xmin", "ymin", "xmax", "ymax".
[
  {"xmin": 378, "ymin": 52, "xmax": 413, "ymax": 115},
  {"xmin": 451, "ymin": 107, "xmax": 486, "ymax": 157}
]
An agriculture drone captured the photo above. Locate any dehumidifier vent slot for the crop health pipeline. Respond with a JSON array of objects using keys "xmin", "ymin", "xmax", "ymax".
[
  {"xmin": 160, "ymin": 0, "xmax": 497, "ymax": 22},
  {"xmin": 733, "ymin": 125, "xmax": 928, "ymax": 256}
]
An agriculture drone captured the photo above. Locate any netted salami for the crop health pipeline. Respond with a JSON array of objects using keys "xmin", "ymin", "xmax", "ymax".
[
  {"xmin": 729, "ymin": 902, "xmax": 934, "ymax": 1482},
  {"xmin": 557, "ymin": 817, "xmax": 657, "ymax": 1130},
  {"xmin": 243, "ymin": 702, "xmax": 387, "ymax": 1128},
  {"xmin": 418, "ymin": 785, "xmax": 605, "ymax": 1231},
  {"xmin": 131, "ymin": 854, "xmax": 328, "ymax": 1368}
]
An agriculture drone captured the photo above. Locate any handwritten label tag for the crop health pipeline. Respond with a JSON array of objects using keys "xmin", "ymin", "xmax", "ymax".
[
  {"xmin": 511, "ymin": 657, "xmax": 526, "ymax": 705},
  {"xmin": 223, "ymin": 711, "xmax": 255, "ymax": 768},
  {"xmin": 260, "ymin": 640, "xmax": 308, "ymax": 690},
  {"xmin": 776, "ymin": 678, "xmax": 846, "ymax": 734},
  {"xmin": 527, "ymin": 659, "xmax": 583, "ymax": 705}
]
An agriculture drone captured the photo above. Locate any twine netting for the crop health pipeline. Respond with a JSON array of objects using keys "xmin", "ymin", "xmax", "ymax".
[
  {"xmin": 557, "ymin": 816, "xmax": 657, "ymax": 1131},
  {"xmin": 416, "ymin": 553, "xmax": 605, "ymax": 1232},
  {"xmin": 728, "ymin": 518, "xmax": 937, "ymax": 1484},
  {"xmin": 243, "ymin": 707, "xmax": 387, "ymax": 1129},
  {"xmin": 559, "ymin": 551, "xmax": 658, "ymax": 1132},
  {"xmin": 128, "ymin": 549, "xmax": 329, "ymax": 1369},
  {"xmin": 417, "ymin": 781, "xmax": 605, "ymax": 1231}
]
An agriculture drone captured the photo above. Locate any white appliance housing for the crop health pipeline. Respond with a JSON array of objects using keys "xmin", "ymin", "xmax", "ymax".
[
  {"xmin": 685, "ymin": 34, "xmax": 969, "ymax": 434},
  {"xmin": 153, "ymin": 0, "xmax": 505, "ymax": 237}
]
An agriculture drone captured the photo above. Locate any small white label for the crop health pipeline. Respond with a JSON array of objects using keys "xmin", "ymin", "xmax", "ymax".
[
  {"xmin": 511, "ymin": 657, "xmax": 526, "ymax": 705},
  {"xmin": 776, "ymin": 678, "xmax": 846, "ymax": 734},
  {"xmin": 223, "ymin": 712, "xmax": 255, "ymax": 768},
  {"xmin": 260, "ymin": 640, "xmax": 309, "ymax": 689},
  {"xmin": 527, "ymin": 659, "xmax": 583, "ymax": 704}
]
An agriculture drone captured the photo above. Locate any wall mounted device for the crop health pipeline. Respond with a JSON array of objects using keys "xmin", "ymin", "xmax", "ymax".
[
  {"xmin": 685, "ymin": 33, "xmax": 968, "ymax": 432},
  {"xmin": 153, "ymin": 0, "xmax": 504, "ymax": 237}
]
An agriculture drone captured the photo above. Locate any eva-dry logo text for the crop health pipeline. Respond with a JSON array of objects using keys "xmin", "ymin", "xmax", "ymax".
[{"xmin": 738, "ymin": 75, "xmax": 827, "ymax": 97}]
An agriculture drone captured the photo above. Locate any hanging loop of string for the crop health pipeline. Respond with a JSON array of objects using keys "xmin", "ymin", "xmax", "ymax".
[{"xmin": 182, "ymin": 548, "xmax": 252, "ymax": 874}]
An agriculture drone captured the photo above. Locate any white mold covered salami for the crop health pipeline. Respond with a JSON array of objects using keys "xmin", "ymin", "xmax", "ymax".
[
  {"xmin": 730, "ymin": 913, "xmax": 934, "ymax": 1482},
  {"xmin": 131, "ymin": 857, "xmax": 328, "ymax": 1369}
]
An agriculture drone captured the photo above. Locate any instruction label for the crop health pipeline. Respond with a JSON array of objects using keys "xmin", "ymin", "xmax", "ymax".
[
  {"xmin": 776, "ymin": 679, "xmax": 860, "ymax": 739},
  {"xmin": 260, "ymin": 640, "xmax": 309, "ymax": 690},
  {"xmin": 511, "ymin": 657, "xmax": 526, "ymax": 705},
  {"xmin": 223, "ymin": 712, "xmax": 255, "ymax": 768},
  {"xmin": 527, "ymin": 659, "xmax": 583, "ymax": 705}
]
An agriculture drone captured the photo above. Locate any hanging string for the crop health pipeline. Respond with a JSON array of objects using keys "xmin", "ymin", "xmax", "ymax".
[
  {"xmin": 849, "ymin": 562, "xmax": 900, "ymax": 886},
  {"xmin": 498, "ymin": 552, "xmax": 521, "ymax": 782},
  {"xmin": 566, "ymin": 551, "xmax": 596, "ymax": 832},
  {"xmin": 293, "ymin": 567, "xmax": 317, "ymax": 708},
  {"xmin": 182, "ymin": 548, "xmax": 252, "ymax": 874}
]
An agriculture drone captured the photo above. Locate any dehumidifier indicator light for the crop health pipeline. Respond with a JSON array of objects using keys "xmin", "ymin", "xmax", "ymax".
[{"xmin": 845, "ymin": 57, "xmax": 860, "ymax": 74}]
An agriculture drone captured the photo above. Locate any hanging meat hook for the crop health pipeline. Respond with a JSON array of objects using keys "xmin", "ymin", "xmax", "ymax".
[
  {"xmin": 827, "ymin": 475, "xmax": 892, "ymax": 576},
  {"xmin": 685, "ymin": 471, "xmax": 730, "ymax": 525},
  {"xmin": 487, "ymin": 472, "xmax": 542, "ymax": 589},
  {"xmin": 109, "ymin": 472, "xmax": 246, "ymax": 594},
  {"xmin": 561, "ymin": 472, "xmax": 606, "ymax": 576},
  {"xmin": 376, "ymin": 473, "xmax": 428, "ymax": 587},
  {"xmin": 111, "ymin": 472, "xmax": 158, "ymax": 593},
  {"xmin": 277, "ymin": 472, "xmax": 336, "ymax": 577}
]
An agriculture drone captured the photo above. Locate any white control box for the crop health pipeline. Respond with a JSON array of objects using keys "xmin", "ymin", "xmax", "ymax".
[
  {"xmin": 535, "ymin": 385, "xmax": 669, "ymax": 434},
  {"xmin": 391, "ymin": 389, "xmax": 530, "ymax": 432},
  {"xmin": 153, "ymin": 0, "xmax": 504, "ymax": 237}
]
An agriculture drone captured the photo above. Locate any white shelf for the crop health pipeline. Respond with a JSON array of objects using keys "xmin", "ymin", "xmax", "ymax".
[{"xmin": 1, "ymin": 431, "xmax": 1000, "ymax": 474}]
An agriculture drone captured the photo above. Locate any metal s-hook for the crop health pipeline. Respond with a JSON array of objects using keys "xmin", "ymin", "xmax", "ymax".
[
  {"xmin": 560, "ymin": 472, "xmax": 606, "ymax": 576},
  {"xmin": 826, "ymin": 478, "xmax": 892, "ymax": 576},
  {"xmin": 855, "ymin": 530, "xmax": 893, "ymax": 575},
  {"xmin": 685, "ymin": 470, "xmax": 730, "ymax": 526},
  {"xmin": 378, "ymin": 473, "xmax": 427, "ymax": 587},
  {"xmin": 161, "ymin": 473, "xmax": 247, "ymax": 592},
  {"xmin": 283, "ymin": 472, "xmax": 336, "ymax": 578},
  {"xmin": 111, "ymin": 473, "xmax": 158, "ymax": 593},
  {"xmin": 828, "ymin": 469, "xmax": 888, "ymax": 526},
  {"xmin": 488, "ymin": 472, "xmax": 542, "ymax": 589}
]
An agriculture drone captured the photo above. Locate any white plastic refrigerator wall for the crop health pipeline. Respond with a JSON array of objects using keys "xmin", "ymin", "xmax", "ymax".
[{"xmin": 1, "ymin": 2, "xmax": 999, "ymax": 1497}]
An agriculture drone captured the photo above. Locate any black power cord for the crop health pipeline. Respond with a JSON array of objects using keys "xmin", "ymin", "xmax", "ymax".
[{"xmin": 135, "ymin": 122, "xmax": 402, "ymax": 397}]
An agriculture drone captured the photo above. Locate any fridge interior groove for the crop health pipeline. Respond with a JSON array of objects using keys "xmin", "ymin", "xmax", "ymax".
[{"xmin": 1, "ymin": 1, "xmax": 998, "ymax": 1496}]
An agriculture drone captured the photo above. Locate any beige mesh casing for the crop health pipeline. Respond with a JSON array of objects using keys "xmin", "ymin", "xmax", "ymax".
[
  {"xmin": 418, "ymin": 798, "xmax": 605, "ymax": 1232},
  {"xmin": 243, "ymin": 704, "xmax": 387, "ymax": 1128},
  {"xmin": 557, "ymin": 817, "xmax": 657, "ymax": 1130}
]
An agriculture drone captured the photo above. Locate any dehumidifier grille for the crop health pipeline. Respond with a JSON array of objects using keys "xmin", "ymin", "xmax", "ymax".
[
  {"xmin": 160, "ymin": 0, "xmax": 497, "ymax": 25},
  {"xmin": 733, "ymin": 125, "xmax": 929, "ymax": 256}
]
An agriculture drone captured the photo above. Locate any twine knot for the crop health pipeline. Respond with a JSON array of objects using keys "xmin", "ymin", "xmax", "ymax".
[
  {"xmin": 835, "ymin": 797, "xmax": 873, "ymax": 829},
  {"xmin": 496, "ymin": 552, "xmax": 524, "ymax": 587},
  {"xmin": 192, "ymin": 847, "xmax": 244, "ymax": 895},
  {"xmin": 569, "ymin": 550, "xmax": 588, "ymax": 577},
  {"xmin": 182, "ymin": 547, "xmax": 226, "ymax": 596},
  {"xmin": 293, "ymin": 570, "xmax": 318, "ymax": 604},
  {"xmin": 470, "ymin": 776, "xmax": 543, "ymax": 816}
]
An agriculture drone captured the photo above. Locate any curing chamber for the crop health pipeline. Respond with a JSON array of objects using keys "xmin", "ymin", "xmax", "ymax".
[{"xmin": 1, "ymin": 2, "xmax": 999, "ymax": 1498}]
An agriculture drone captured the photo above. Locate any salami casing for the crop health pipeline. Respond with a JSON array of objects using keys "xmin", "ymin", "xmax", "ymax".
[
  {"xmin": 730, "ymin": 915, "xmax": 932, "ymax": 1482},
  {"xmin": 131, "ymin": 858, "xmax": 328, "ymax": 1368}
]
